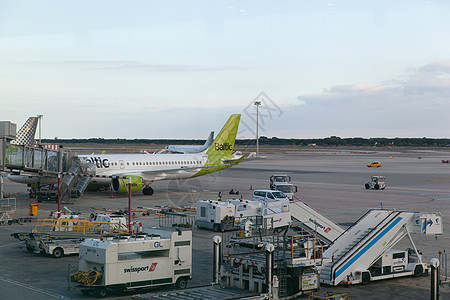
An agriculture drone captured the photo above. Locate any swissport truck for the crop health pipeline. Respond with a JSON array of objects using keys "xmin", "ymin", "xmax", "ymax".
[{"xmin": 70, "ymin": 227, "xmax": 192, "ymax": 297}]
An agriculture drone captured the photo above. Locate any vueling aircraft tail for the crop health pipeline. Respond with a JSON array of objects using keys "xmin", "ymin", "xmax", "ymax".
[{"xmin": 10, "ymin": 116, "xmax": 39, "ymax": 146}]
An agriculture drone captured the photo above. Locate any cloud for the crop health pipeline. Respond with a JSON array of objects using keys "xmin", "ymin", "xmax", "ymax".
[{"xmin": 289, "ymin": 61, "xmax": 450, "ymax": 138}]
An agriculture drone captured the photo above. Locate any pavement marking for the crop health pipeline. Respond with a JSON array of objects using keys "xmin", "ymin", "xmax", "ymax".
[
  {"xmin": 0, "ymin": 241, "xmax": 22, "ymax": 248},
  {"xmin": 0, "ymin": 275, "xmax": 70, "ymax": 299}
]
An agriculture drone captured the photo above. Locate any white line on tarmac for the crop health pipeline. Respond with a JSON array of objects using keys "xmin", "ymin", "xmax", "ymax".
[
  {"xmin": 0, "ymin": 242, "xmax": 21, "ymax": 248},
  {"xmin": 0, "ymin": 275, "xmax": 70, "ymax": 299}
]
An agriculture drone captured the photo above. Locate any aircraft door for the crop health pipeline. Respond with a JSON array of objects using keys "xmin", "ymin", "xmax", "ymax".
[{"xmin": 119, "ymin": 160, "xmax": 125, "ymax": 169}]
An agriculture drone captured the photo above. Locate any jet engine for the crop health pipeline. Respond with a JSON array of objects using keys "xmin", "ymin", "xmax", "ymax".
[{"xmin": 111, "ymin": 175, "xmax": 143, "ymax": 193}]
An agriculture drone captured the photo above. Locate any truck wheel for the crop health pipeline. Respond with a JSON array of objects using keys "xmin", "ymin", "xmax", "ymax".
[
  {"xmin": 53, "ymin": 247, "xmax": 63, "ymax": 258},
  {"xmin": 362, "ymin": 272, "xmax": 370, "ymax": 285},
  {"xmin": 365, "ymin": 184, "xmax": 370, "ymax": 189},
  {"xmin": 374, "ymin": 184, "xmax": 379, "ymax": 190},
  {"xmin": 414, "ymin": 265, "xmax": 423, "ymax": 277},
  {"xmin": 176, "ymin": 277, "xmax": 188, "ymax": 289},
  {"xmin": 96, "ymin": 287, "xmax": 107, "ymax": 298}
]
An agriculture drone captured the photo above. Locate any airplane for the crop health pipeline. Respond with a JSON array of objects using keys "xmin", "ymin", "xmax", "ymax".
[
  {"xmin": 161, "ymin": 131, "xmax": 214, "ymax": 154},
  {"xmin": 79, "ymin": 114, "xmax": 244, "ymax": 195},
  {"xmin": 9, "ymin": 116, "xmax": 39, "ymax": 146},
  {"xmin": 8, "ymin": 114, "xmax": 246, "ymax": 197}
]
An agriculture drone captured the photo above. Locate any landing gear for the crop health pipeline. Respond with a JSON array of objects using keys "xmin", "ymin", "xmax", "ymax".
[{"xmin": 142, "ymin": 186, "xmax": 154, "ymax": 196}]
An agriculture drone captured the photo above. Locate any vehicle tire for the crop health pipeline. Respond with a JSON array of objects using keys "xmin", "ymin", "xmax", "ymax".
[
  {"xmin": 213, "ymin": 224, "xmax": 220, "ymax": 232},
  {"xmin": 365, "ymin": 184, "xmax": 370, "ymax": 189},
  {"xmin": 53, "ymin": 247, "xmax": 63, "ymax": 258},
  {"xmin": 176, "ymin": 277, "xmax": 188, "ymax": 289},
  {"xmin": 8, "ymin": 220, "xmax": 12, "ymax": 225},
  {"xmin": 374, "ymin": 184, "xmax": 379, "ymax": 190},
  {"xmin": 96, "ymin": 287, "xmax": 107, "ymax": 298},
  {"xmin": 362, "ymin": 272, "xmax": 370, "ymax": 285},
  {"xmin": 414, "ymin": 265, "xmax": 423, "ymax": 277}
]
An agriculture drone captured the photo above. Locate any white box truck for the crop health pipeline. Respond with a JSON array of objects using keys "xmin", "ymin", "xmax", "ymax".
[
  {"xmin": 71, "ymin": 227, "xmax": 192, "ymax": 297},
  {"xmin": 269, "ymin": 175, "xmax": 298, "ymax": 200}
]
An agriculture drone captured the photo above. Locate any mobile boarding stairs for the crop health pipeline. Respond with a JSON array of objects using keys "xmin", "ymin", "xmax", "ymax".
[
  {"xmin": 289, "ymin": 201, "xmax": 345, "ymax": 245},
  {"xmin": 319, "ymin": 209, "xmax": 442, "ymax": 286}
]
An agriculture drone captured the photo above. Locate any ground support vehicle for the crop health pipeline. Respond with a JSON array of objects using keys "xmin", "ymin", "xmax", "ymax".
[
  {"xmin": 367, "ymin": 161, "xmax": 381, "ymax": 167},
  {"xmin": 270, "ymin": 174, "xmax": 291, "ymax": 189},
  {"xmin": 269, "ymin": 175, "xmax": 298, "ymax": 200},
  {"xmin": 365, "ymin": 175, "xmax": 386, "ymax": 190},
  {"xmin": 11, "ymin": 215, "xmax": 135, "ymax": 257},
  {"xmin": 320, "ymin": 209, "xmax": 442, "ymax": 286},
  {"xmin": 195, "ymin": 200, "xmax": 236, "ymax": 231},
  {"xmin": 271, "ymin": 182, "xmax": 297, "ymax": 200},
  {"xmin": 42, "ymin": 239, "xmax": 84, "ymax": 258},
  {"xmin": 11, "ymin": 232, "xmax": 83, "ymax": 257},
  {"xmin": 253, "ymin": 190, "xmax": 290, "ymax": 202},
  {"xmin": 195, "ymin": 198, "xmax": 291, "ymax": 232},
  {"xmin": 43, "ymin": 237, "xmax": 84, "ymax": 257},
  {"xmin": 69, "ymin": 227, "xmax": 192, "ymax": 297}
]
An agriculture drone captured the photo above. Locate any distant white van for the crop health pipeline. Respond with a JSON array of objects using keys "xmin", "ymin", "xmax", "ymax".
[{"xmin": 253, "ymin": 189, "xmax": 290, "ymax": 202}]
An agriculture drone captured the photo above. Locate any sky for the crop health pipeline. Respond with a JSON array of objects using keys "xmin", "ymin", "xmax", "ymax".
[{"xmin": 1, "ymin": 1, "xmax": 450, "ymax": 139}]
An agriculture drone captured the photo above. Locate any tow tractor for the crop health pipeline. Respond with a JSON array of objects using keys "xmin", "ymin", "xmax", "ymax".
[{"xmin": 365, "ymin": 175, "xmax": 386, "ymax": 190}]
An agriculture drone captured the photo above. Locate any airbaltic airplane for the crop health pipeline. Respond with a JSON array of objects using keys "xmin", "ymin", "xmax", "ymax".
[
  {"xmin": 77, "ymin": 114, "xmax": 244, "ymax": 195},
  {"xmin": 163, "ymin": 131, "xmax": 214, "ymax": 154}
]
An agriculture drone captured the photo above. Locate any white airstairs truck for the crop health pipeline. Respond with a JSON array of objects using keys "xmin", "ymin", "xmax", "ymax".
[
  {"xmin": 319, "ymin": 209, "xmax": 442, "ymax": 286},
  {"xmin": 289, "ymin": 201, "xmax": 345, "ymax": 245}
]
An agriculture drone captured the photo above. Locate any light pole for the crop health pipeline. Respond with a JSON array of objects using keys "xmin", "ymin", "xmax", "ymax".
[
  {"xmin": 254, "ymin": 100, "xmax": 261, "ymax": 157},
  {"xmin": 37, "ymin": 115, "xmax": 43, "ymax": 146}
]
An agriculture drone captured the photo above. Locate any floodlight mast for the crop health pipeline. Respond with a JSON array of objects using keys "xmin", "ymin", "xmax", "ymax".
[
  {"xmin": 37, "ymin": 115, "xmax": 43, "ymax": 146},
  {"xmin": 254, "ymin": 100, "xmax": 261, "ymax": 157}
]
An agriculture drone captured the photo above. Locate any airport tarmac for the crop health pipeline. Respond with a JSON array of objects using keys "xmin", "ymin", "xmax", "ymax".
[{"xmin": 1, "ymin": 148, "xmax": 450, "ymax": 299}]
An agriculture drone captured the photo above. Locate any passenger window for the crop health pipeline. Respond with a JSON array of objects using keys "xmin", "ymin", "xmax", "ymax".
[{"xmin": 268, "ymin": 193, "xmax": 274, "ymax": 199}]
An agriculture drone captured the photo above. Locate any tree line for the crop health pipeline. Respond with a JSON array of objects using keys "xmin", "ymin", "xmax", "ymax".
[{"xmin": 43, "ymin": 136, "xmax": 450, "ymax": 148}]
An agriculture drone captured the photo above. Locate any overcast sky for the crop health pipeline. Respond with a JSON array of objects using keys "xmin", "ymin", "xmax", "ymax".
[{"xmin": 1, "ymin": 1, "xmax": 450, "ymax": 139}]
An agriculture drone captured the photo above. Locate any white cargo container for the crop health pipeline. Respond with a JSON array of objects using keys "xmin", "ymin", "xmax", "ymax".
[
  {"xmin": 195, "ymin": 198, "xmax": 291, "ymax": 231},
  {"xmin": 71, "ymin": 227, "xmax": 192, "ymax": 297}
]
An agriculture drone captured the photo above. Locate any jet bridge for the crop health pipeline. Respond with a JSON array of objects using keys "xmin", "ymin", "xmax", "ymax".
[
  {"xmin": 0, "ymin": 131, "xmax": 96, "ymax": 201},
  {"xmin": 290, "ymin": 201, "xmax": 345, "ymax": 245},
  {"xmin": 320, "ymin": 209, "xmax": 443, "ymax": 286}
]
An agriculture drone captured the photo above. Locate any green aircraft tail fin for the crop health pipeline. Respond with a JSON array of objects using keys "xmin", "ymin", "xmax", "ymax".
[{"xmin": 205, "ymin": 114, "xmax": 241, "ymax": 164}]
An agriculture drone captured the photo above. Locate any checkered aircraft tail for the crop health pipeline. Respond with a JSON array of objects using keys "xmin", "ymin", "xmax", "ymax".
[{"xmin": 10, "ymin": 117, "xmax": 39, "ymax": 146}]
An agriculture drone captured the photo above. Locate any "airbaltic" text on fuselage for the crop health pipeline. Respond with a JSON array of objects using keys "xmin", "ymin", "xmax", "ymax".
[{"xmin": 214, "ymin": 143, "xmax": 233, "ymax": 151}]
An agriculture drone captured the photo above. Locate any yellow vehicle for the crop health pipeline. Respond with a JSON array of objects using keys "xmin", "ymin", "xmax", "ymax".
[{"xmin": 367, "ymin": 161, "xmax": 381, "ymax": 168}]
